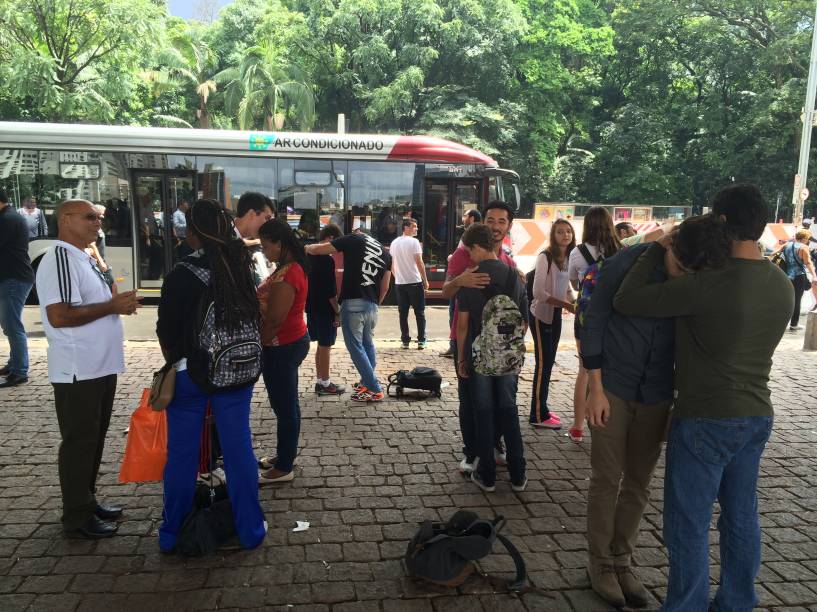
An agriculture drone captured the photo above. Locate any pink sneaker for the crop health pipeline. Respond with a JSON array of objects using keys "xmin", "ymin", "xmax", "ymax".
[{"xmin": 532, "ymin": 414, "xmax": 562, "ymax": 429}]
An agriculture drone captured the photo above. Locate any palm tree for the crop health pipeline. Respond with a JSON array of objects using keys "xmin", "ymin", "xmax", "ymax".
[
  {"xmin": 216, "ymin": 40, "xmax": 315, "ymax": 131},
  {"xmin": 141, "ymin": 24, "xmax": 217, "ymax": 128}
]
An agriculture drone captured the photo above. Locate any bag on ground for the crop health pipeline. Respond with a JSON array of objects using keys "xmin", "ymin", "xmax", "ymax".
[
  {"xmin": 404, "ymin": 510, "xmax": 529, "ymax": 591},
  {"xmin": 387, "ymin": 367, "xmax": 443, "ymax": 398},
  {"xmin": 119, "ymin": 389, "xmax": 168, "ymax": 483},
  {"xmin": 471, "ymin": 266, "xmax": 526, "ymax": 376},
  {"xmin": 180, "ymin": 262, "xmax": 262, "ymax": 394}
]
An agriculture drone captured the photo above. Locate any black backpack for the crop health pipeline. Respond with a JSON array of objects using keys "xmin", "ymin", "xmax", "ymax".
[
  {"xmin": 525, "ymin": 251, "xmax": 552, "ymax": 304},
  {"xmin": 387, "ymin": 367, "xmax": 443, "ymax": 398},
  {"xmin": 404, "ymin": 511, "xmax": 529, "ymax": 591}
]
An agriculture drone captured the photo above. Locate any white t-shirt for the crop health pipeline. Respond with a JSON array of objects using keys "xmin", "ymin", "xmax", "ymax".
[
  {"xmin": 36, "ymin": 241, "xmax": 125, "ymax": 383},
  {"xmin": 389, "ymin": 235, "xmax": 423, "ymax": 285},
  {"xmin": 568, "ymin": 243, "xmax": 601, "ymax": 287}
]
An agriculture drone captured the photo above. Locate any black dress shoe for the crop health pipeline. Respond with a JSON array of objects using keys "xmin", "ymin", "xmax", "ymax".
[
  {"xmin": 65, "ymin": 515, "xmax": 118, "ymax": 539},
  {"xmin": 95, "ymin": 503, "xmax": 123, "ymax": 520},
  {"xmin": 0, "ymin": 373, "xmax": 27, "ymax": 388}
]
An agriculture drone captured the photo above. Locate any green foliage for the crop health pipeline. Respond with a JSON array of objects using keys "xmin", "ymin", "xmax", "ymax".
[{"xmin": 0, "ymin": 0, "xmax": 814, "ymax": 214}]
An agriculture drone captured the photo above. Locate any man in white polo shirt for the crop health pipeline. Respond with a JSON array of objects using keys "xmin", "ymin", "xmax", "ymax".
[
  {"xmin": 36, "ymin": 199, "xmax": 141, "ymax": 539},
  {"xmin": 390, "ymin": 217, "xmax": 429, "ymax": 349}
]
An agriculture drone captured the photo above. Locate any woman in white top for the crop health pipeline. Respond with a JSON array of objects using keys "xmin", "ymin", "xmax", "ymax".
[
  {"xmin": 529, "ymin": 219, "xmax": 576, "ymax": 429},
  {"xmin": 566, "ymin": 207, "xmax": 621, "ymax": 442}
]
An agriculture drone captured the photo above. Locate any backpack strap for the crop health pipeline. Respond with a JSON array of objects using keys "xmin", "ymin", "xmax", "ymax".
[
  {"xmin": 179, "ymin": 261, "xmax": 211, "ymax": 286},
  {"xmin": 502, "ymin": 265, "xmax": 517, "ymax": 299},
  {"xmin": 577, "ymin": 244, "xmax": 598, "ymax": 266}
]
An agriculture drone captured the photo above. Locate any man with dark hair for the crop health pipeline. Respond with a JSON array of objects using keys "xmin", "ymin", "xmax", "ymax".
[
  {"xmin": 0, "ymin": 188, "xmax": 34, "ymax": 387},
  {"xmin": 443, "ymin": 201, "xmax": 518, "ymax": 473},
  {"xmin": 307, "ymin": 223, "xmax": 345, "ymax": 395},
  {"xmin": 456, "ymin": 223, "xmax": 528, "ymax": 492},
  {"xmin": 234, "ymin": 192, "xmax": 273, "ymax": 285},
  {"xmin": 463, "ymin": 209, "xmax": 481, "ymax": 225},
  {"xmin": 390, "ymin": 217, "xmax": 429, "ymax": 349},
  {"xmin": 613, "ymin": 184, "xmax": 793, "ymax": 611},
  {"xmin": 615, "ymin": 221, "xmax": 636, "ymax": 240},
  {"xmin": 305, "ymin": 227, "xmax": 392, "ymax": 402}
]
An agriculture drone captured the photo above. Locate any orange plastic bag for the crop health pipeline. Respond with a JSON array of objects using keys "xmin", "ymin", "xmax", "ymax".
[{"xmin": 119, "ymin": 389, "xmax": 168, "ymax": 483}]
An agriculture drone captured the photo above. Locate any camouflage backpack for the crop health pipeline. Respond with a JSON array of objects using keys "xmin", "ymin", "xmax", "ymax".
[{"xmin": 472, "ymin": 266, "xmax": 526, "ymax": 376}]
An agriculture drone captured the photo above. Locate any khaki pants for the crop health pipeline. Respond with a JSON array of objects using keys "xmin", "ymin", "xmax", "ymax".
[{"xmin": 587, "ymin": 390, "xmax": 671, "ymax": 568}]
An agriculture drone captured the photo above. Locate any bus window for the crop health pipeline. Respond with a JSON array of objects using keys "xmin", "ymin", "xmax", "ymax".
[
  {"xmin": 195, "ymin": 156, "xmax": 276, "ymax": 213},
  {"xmin": 348, "ymin": 161, "xmax": 418, "ymax": 247},
  {"xmin": 278, "ymin": 159, "xmax": 346, "ymax": 241}
]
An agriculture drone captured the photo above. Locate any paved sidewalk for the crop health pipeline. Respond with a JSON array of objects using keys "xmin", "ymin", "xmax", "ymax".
[{"xmin": 0, "ymin": 326, "xmax": 815, "ymax": 611}]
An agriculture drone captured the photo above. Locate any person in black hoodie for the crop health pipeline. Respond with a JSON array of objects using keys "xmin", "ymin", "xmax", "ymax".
[{"xmin": 156, "ymin": 199, "xmax": 266, "ymax": 553}]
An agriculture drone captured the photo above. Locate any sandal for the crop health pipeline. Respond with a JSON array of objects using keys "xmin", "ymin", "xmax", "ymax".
[{"xmin": 568, "ymin": 427, "xmax": 584, "ymax": 443}]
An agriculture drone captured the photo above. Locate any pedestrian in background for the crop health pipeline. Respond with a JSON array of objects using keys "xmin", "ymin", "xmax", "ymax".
[
  {"xmin": 37, "ymin": 199, "xmax": 141, "ymax": 538},
  {"xmin": 567, "ymin": 206, "xmax": 621, "ymax": 442},
  {"xmin": 18, "ymin": 196, "xmax": 48, "ymax": 239},
  {"xmin": 390, "ymin": 217, "xmax": 429, "ymax": 349},
  {"xmin": 0, "ymin": 187, "xmax": 34, "ymax": 387},
  {"xmin": 529, "ymin": 218, "xmax": 575, "ymax": 429},
  {"xmin": 782, "ymin": 229, "xmax": 815, "ymax": 330},
  {"xmin": 307, "ymin": 223, "xmax": 345, "ymax": 396},
  {"xmin": 234, "ymin": 192, "xmax": 274, "ymax": 286},
  {"xmin": 156, "ymin": 198, "xmax": 266, "ymax": 553},
  {"xmin": 256, "ymin": 219, "xmax": 311, "ymax": 484}
]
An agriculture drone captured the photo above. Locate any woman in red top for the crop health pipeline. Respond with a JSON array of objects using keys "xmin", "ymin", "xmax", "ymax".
[{"xmin": 256, "ymin": 219, "xmax": 310, "ymax": 484}]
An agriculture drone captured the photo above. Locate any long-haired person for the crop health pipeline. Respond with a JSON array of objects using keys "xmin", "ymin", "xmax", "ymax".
[
  {"xmin": 156, "ymin": 199, "xmax": 266, "ymax": 553},
  {"xmin": 529, "ymin": 218, "xmax": 576, "ymax": 429},
  {"xmin": 567, "ymin": 206, "xmax": 621, "ymax": 442},
  {"xmin": 255, "ymin": 219, "xmax": 310, "ymax": 484}
]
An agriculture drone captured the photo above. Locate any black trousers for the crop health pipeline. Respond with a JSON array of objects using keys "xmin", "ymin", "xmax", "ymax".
[
  {"xmin": 791, "ymin": 275, "xmax": 807, "ymax": 327},
  {"xmin": 395, "ymin": 282, "xmax": 426, "ymax": 343},
  {"xmin": 529, "ymin": 310, "xmax": 562, "ymax": 423},
  {"xmin": 52, "ymin": 374, "xmax": 116, "ymax": 529}
]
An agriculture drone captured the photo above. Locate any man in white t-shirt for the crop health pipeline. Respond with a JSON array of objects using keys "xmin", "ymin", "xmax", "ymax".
[
  {"xmin": 234, "ymin": 192, "xmax": 274, "ymax": 285},
  {"xmin": 36, "ymin": 199, "xmax": 141, "ymax": 540},
  {"xmin": 390, "ymin": 218, "xmax": 429, "ymax": 349}
]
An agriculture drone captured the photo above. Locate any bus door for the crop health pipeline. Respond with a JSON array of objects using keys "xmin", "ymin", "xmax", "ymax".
[
  {"xmin": 132, "ymin": 171, "xmax": 196, "ymax": 288},
  {"xmin": 423, "ymin": 179, "xmax": 482, "ymax": 289}
]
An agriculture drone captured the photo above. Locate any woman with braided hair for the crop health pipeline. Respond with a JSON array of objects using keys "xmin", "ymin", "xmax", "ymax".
[{"xmin": 156, "ymin": 199, "xmax": 266, "ymax": 553}]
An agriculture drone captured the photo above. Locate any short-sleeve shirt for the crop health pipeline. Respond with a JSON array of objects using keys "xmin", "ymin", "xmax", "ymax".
[
  {"xmin": 306, "ymin": 253, "xmax": 337, "ymax": 316},
  {"xmin": 447, "ymin": 245, "xmax": 516, "ymax": 339},
  {"xmin": 36, "ymin": 241, "xmax": 125, "ymax": 383},
  {"xmin": 172, "ymin": 209, "xmax": 187, "ymax": 239},
  {"xmin": 389, "ymin": 235, "xmax": 423, "ymax": 285},
  {"xmin": 257, "ymin": 262, "xmax": 308, "ymax": 346},
  {"xmin": 331, "ymin": 233, "xmax": 392, "ymax": 303},
  {"xmin": 457, "ymin": 259, "xmax": 528, "ymax": 368}
]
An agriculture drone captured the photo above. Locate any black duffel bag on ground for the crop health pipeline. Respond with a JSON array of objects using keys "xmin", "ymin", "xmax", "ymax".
[
  {"xmin": 387, "ymin": 366, "xmax": 443, "ymax": 398},
  {"xmin": 404, "ymin": 510, "xmax": 532, "ymax": 592}
]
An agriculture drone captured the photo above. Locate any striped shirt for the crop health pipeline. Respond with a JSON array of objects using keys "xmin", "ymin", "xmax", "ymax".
[{"xmin": 35, "ymin": 241, "xmax": 124, "ymax": 383}]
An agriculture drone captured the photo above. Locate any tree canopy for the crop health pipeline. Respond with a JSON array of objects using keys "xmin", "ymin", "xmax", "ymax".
[{"xmin": 0, "ymin": 0, "xmax": 814, "ymax": 216}]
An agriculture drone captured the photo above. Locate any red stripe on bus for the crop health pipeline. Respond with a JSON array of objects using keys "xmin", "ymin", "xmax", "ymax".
[{"xmin": 387, "ymin": 136, "xmax": 497, "ymax": 166}]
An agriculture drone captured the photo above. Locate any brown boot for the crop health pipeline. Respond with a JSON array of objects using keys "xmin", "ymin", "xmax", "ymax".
[
  {"xmin": 587, "ymin": 564, "xmax": 626, "ymax": 607},
  {"xmin": 616, "ymin": 566, "xmax": 650, "ymax": 608}
]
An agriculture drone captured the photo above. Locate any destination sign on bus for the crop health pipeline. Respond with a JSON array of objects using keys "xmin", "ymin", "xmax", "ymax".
[{"xmin": 250, "ymin": 133, "xmax": 386, "ymax": 153}]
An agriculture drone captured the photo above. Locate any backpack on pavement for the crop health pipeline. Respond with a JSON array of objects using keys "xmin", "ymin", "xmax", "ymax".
[
  {"xmin": 387, "ymin": 367, "xmax": 443, "ymax": 398},
  {"xmin": 404, "ymin": 510, "xmax": 530, "ymax": 592},
  {"xmin": 180, "ymin": 262, "xmax": 262, "ymax": 394},
  {"xmin": 471, "ymin": 265, "xmax": 526, "ymax": 376},
  {"xmin": 574, "ymin": 244, "xmax": 605, "ymax": 331}
]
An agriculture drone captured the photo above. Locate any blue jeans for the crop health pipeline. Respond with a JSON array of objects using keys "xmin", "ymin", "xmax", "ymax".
[
  {"xmin": 0, "ymin": 278, "xmax": 32, "ymax": 376},
  {"xmin": 662, "ymin": 416, "xmax": 773, "ymax": 612},
  {"xmin": 469, "ymin": 371, "xmax": 525, "ymax": 486},
  {"xmin": 261, "ymin": 334, "xmax": 310, "ymax": 472},
  {"xmin": 160, "ymin": 370, "xmax": 266, "ymax": 552},
  {"xmin": 341, "ymin": 298, "xmax": 381, "ymax": 392}
]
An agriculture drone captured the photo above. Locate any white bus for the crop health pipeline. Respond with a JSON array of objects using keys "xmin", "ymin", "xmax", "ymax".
[{"xmin": 0, "ymin": 122, "xmax": 520, "ymax": 300}]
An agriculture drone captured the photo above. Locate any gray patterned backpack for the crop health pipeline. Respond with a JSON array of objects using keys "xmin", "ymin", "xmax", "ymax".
[
  {"xmin": 180, "ymin": 262, "xmax": 262, "ymax": 393},
  {"xmin": 471, "ymin": 266, "xmax": 526, "ymax": 376}
]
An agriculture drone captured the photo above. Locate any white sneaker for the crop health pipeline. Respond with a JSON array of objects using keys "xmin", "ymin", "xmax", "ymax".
[
  {"xmin": 458, "ymin": 457, "xmax": 479, "ymax": 474},
  {"xmin": 511, "ymin": 478, "xmax": 528, "ymax": 493},
  {"xmin": 790, "ymin": 325, "xmax": 804, "ymax": 331},
  {"xmin": 494, "ymin": 447, "xmax": 507, "ymax": 466}
]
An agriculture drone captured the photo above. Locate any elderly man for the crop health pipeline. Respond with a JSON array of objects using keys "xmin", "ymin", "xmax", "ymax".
[{"xmin": 36, "ymin": 199, "xmax": 141, "ymax": 539}]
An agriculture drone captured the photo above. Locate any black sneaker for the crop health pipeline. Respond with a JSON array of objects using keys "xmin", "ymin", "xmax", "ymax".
[
  {"xmin": 440, "ymin": 348, "xmax": 455, "ymax": 359},
  {"xmin": 401, "ymin": 342, "xmax": 410, "ymax": 349},
  {"xmin": 471, "ymin": 471, "xmax": 495, "ymax": 493}
]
